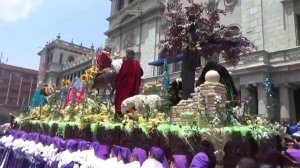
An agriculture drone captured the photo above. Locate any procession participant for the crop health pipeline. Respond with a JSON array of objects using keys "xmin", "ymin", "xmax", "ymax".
[
  {"xmin": 190, "ymin": 152, "xmax": 210, "ymax": 168},
  {"xmin": 141, "ymin": 147, "xmax": 168, "ymax": 168},
  {"xmin": 130, "ymin": 147, "xmax": 147, "ymax": 165},
  {"xmin": 170, "ymin": 155, "xmax": 190, "ymax": 168},
  {"xmin": 114, "ymin": 49, "xmax": 143, "ymax": 117}
]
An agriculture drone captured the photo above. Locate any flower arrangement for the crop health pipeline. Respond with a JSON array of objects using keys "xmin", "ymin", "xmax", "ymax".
[{"xmin": 143, "ymin": 82, "xmax": 161, "ymax": 93}]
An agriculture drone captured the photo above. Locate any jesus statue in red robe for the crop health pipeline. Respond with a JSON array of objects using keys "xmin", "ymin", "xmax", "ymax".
[
  {"xmin": 114, "ymin": 49, "xmax": 143, "ymax": 116},
  {"xmin": 96, "ymin": 46, "xmax": 112, "ymax": 71}
]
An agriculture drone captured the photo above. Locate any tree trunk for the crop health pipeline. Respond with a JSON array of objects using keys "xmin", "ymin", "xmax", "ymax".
[{"xmin": 182, "ymin": 47, "xmax": 197, "ymax": 99}]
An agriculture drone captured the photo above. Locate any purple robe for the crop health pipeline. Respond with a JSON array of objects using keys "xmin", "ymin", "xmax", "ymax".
[
  {"xmin": 172, "ymin": 155, "xmax": 190, "ymax": 168},
  {"xmin": 190, "ymin": 152, "xmax": 209, "ymax": 168}
]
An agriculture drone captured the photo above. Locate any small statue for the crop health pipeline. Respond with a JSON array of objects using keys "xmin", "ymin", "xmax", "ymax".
[{"xmin": 29, "ymin": 81, "xmax": 48, "ymax": 108}]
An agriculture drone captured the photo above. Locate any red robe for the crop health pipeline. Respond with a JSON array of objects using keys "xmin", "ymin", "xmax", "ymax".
[
  {"xmin": 96, "ymin": 51, "xmax": 112, "ymax": 70},
  {"xmin": 114, "ymin": 59, "xmax": 143, "ymax": 114},
  {"xmin": 65, "ymin": 85, "xmax": 85, "ymax": 105}
]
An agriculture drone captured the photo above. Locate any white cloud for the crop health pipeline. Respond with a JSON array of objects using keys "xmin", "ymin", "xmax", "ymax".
[{"xmin": 0, "ymin": 0, "xmax": 43, "ymax": 22}]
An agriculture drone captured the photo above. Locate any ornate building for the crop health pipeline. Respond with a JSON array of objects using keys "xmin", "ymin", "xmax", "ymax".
[
  {"xmin": 0, "ymin": 63, "xmax": 38, "ymax": 124},
  {"xmin": 105, "ymin": 0, "xmax": 300, "ymax": 121},
  {"xmin": 37, "ymin": 34, "xmax": 96, "ymax": 86}
]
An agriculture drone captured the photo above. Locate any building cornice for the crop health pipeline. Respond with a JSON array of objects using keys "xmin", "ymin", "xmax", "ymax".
[
  {"xmin": 105, "ymin": 3, "xmax": 164, "ymax": 36},
  {"xmin": 38, "ymin": 39, "xmax": 94, "ymax": 56}
]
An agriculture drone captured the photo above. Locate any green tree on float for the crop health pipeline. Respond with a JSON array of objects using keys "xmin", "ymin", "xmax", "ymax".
[
  {"xmin": 159, "ymin": 60, "xmax": 172, "ymax": 112},
  {"xmin": 159, "ymin": 0, "xmax": 254, "ymax": 99}
]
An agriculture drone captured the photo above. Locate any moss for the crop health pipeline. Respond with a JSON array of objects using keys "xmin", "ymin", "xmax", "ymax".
[
  {"xmin": 15, "ymin": 119, "xmax": 281, "ymax": 142},
  {"xmin": 90, "ymin": 123, "xmax": 98, "ymax": 136},
  {"xmin": 102, "ymin": 122, "xmax": 122, "ymax": 130}
]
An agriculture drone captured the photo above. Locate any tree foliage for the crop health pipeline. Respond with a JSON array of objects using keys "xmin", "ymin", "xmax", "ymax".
[{"xmin": 159, "ymin": 0, "xmax": 254, "ymax": 66}]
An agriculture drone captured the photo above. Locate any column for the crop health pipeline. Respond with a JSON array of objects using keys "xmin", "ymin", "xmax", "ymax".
[
  {"xmin": 279, "ymin": 84, "xmax": 291, "ymax": 121},
  {"xmin": 240, "ymin": 85, "xmax": 249, "ymax": 101},
  {"xmin": 257, "ymin": 84, "xmax": 268, "ymax": 118},
  {"xmin": 289, "ymin": 88, "xmax": 296, "ymax": 120}
]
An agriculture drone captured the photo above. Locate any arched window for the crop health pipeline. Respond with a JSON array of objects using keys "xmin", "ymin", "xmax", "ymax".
[
  {"xmin": 128, "ymin": 0, "xmax": 135, "ymax": 4},
  {"xmin": 67, "ymin": 56, "xmax": 75, "ymax": 63}
]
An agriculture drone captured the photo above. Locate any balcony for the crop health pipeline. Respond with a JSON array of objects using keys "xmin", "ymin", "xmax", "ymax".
[{"xmin": 46, "ymin": 62, "xmax": 63, "ymax": 73}]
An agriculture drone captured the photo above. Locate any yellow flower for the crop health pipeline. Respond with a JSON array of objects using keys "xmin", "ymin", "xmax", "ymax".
[
  {"xmin": 81, "ymin": 74, "xmax": 88, "ymax": 82},
  {"xmin": 65, "ymin": 80, "xmax": 71, "ymax": 87},
  {"xmin": 86, "ymin": 68, "xmax": 93, "ymax": 76},
  {"xmin": 61, "ymin": 79, "xmax": 66, "ymax": 85},
  {"xmin": 51, "ymin": 83, "xmax": 56, "ymax": 92}
]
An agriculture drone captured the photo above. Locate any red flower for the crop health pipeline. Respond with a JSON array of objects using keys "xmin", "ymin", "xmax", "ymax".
[{"xmin": 126, "ymin": 107, "xmax": 136, "ymax": 113}]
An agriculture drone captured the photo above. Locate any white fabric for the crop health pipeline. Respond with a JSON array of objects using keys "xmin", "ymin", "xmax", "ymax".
[
  {"xmin": 293, "ymin": 131, "xmax": 300, "ymax": 137},
  {"xmin": 122, "ymin": 161, "xmax": 141, "ymax": 168},
  {"xmin": 111, "ymin": 59, "xmax": 123, "ymax": 74},
  {"xmin": 141, "ymin": 158, "xmax": 163, "ymax": 168}
]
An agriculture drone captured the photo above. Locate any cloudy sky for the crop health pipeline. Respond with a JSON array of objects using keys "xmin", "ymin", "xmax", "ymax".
[{"xmin": 0, "ymin": 0, "xmax": 110, "ymax": 70}]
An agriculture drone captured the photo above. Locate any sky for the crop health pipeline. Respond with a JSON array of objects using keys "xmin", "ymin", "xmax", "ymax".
[{"xmin": 0, "ymin": 0, "xmax": 111, "ymax": 70}]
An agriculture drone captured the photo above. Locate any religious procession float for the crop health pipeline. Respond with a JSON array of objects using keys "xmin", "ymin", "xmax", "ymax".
[{"xmin": 1, "ymin": 1, "xmax": 300, "ymax": 168}]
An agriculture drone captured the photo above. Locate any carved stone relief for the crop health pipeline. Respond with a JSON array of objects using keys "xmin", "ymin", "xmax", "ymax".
[
  {"xmin": 224, "ymin": 0, "xmax": 238, "ymax": 11},
  {"xmin": 206, "ymin": 0, "xmax": 220, "ymax": 13},
  {"xmin": 123, "ymin": 29, "xmax": 137, "ymax": 49}
]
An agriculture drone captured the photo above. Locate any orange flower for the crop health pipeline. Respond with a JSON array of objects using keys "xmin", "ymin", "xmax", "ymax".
[
  {"xmin": 81, "ymin": 74, "xmax": 88, "ymax": 82},
  {"xmin": 50, "ymin": 83, "xmax": 57, "ymax": 92},
  {"xmin": 65, "ymin": 80, "xmax": 71, "ymax": 87}
]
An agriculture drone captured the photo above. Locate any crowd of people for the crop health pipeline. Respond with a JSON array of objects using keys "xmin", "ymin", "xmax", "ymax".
[{"xmin": 0, "ymin": 130, "xmax": 214, "ymax": 168}]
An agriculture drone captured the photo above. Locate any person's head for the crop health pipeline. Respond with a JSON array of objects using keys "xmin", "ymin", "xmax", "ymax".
[
  {"xmin": 149, "ymin": 146, "xmax": 169, "ymax": 168},
  {"xmin": 130, "ymin": 148, "xmax": 147, "ymax": 165},
  {"xmin": 236, "ymin": 157, "xmax": 258, "ymax": 168},
  {"xmin": 126, "ymin": 49, "xmax": 135, "ymax": 59}
]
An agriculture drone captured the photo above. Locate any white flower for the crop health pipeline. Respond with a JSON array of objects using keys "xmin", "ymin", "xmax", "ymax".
[
  {"xmin": 214, "ymin": 95, "xmax": 222, "ymax": 103},
  {"xmin": 262, "ymin": 132, "xmax": 269, "ymax": 139},
  {"xmin": 210, "ymin": 116, "xmax": 221, "ymax": 127},
  {"xmin": 232, "ymin": 106, "xmax": 243, "ymax": 117},
  {"xmin": 194, "ymin": 87, "xmax": 201, "ymax": 93}
]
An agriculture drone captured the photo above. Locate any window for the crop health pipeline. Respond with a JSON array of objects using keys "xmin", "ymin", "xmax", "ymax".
[
  {"xmin": 297, "ymin": 15, "xmax": 300, "ymax": 46},
  {"xmin": 117, "ymin": 0, "xmax": 125, "ymax": 11},
  {"xmin": 173, "ymin": 61, "xmax": 182, "ymax": 72},
  {"xmin": 67, "ymin": 56, "xmax": 75, "ymax": 63},
  {"xmin": 128, "ymin": 0, "xmax": 135, "ymax": 4},
  {"xmin": 59, "ymin": 53, "xmax": 64, "ymax": 64},
  {"xmin": 158, "ymin": 67, "xmax": 163, "ymax": 76}
]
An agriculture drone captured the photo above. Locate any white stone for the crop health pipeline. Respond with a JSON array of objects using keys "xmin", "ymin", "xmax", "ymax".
[{"xmin": 205, "ymin": 70, "xmax": 220, "ymax": 83}]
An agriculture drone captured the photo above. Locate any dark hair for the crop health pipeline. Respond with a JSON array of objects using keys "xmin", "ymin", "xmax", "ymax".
[
  {"xmin": 237, "ymin": 157, "xmax": 258, "ymax": 168},
  {"xmin": 126, "ymin": 49, "xmax": 135, "ymax": 59}
]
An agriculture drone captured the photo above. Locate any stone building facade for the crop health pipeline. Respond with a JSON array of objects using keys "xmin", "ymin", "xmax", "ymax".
[
  {"xmin": 105, "ymin": 0, "xmax": 300, "ymax": 122},
  {"xmin": 37, "ymin": 34, "xmax": 96, "ymax": 86},
  {"xmin": 0, "ymin": 63, "xmax": 38, "ymax": 124}
]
